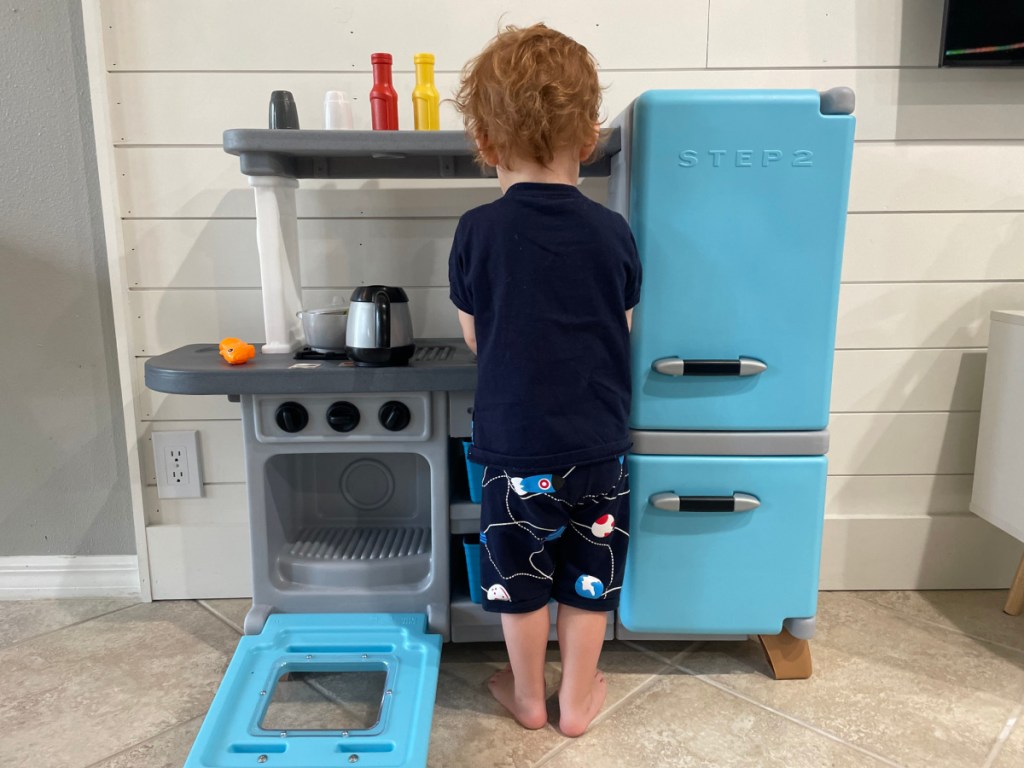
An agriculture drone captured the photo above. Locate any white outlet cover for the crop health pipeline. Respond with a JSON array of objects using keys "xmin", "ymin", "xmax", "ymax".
[{"xmin": 152, "ymin": 430, "xmax": 203, "ymax": 499}]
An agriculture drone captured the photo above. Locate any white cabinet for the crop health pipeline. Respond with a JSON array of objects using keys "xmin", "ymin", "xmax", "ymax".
[{"xmin": 971, "ymin": 310, "xmax": 1024, "ymax": 613}]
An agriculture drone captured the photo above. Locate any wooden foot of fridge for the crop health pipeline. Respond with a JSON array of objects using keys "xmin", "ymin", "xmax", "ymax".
[{"xmin": 757, "ymin": 631, "xmax": 813, "ymax": 680}]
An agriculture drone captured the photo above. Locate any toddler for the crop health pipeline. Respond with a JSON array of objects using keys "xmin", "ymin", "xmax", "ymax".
[{"xmin": 449, "ymin": 23, "xmax": 641, "ymax": 737}]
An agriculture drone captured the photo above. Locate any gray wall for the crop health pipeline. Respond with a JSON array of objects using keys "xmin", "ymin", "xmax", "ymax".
[{"xmin": 0, "ymin": 1, "xmax": 133, "ymax": 555}]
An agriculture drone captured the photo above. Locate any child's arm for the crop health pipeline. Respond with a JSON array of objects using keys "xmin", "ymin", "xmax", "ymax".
[
  {"xmin": 458, "ymin": 309, "xmax": 478, "ymax": 354},
  {"xmin": 625, "ymin": 309, "xmax": 633, "ymax": 331}
]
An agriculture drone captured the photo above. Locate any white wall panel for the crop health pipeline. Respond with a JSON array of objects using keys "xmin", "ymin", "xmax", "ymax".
[
  {"xmin": 831, "ymin": 349, "xmax": 985, "ymax": 413},
  {"xmin": 819, "ymin": 517, "xmax": 1021, "ymax": 590},
  {"xmin": 825, "ymin": 474, "xmax": 974, "ymax": 519},
  {"xmin": 828, "ymin": 412, "xmax": 979, "ymax": 476},
  {"xmin": 850, "ymin": 143, "xmax": 1024, "ymax": 212},
  {"xmin": 843, "ymin": 212, "xmax": 1024, "ymax": 283},
  {"xmin": 125, "ymin": 219, "xmax": 262, "ymax": 289},
  {"xmin": 836, "ymin": 282, "xmax": 1024, "ymax": 350},
  {"xmin": 126, "ymin": 218, "xmax": 456, "ymax": 290},
  {"xmin": 144, "ymin": 484, "xmax": 247, "ymax": 527},
  {"xmin": 708, "ymin": 0, "xmax": 943, "ymax": 69},
  {"xmin": 101, "ymin": 0, "xmax": 709, "ymax": 72}
]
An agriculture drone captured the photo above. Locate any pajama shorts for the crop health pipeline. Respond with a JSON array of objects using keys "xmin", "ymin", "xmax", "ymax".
[{"xmin": 476, "ymin": 456, "xmax": 630, "ymax": 614}]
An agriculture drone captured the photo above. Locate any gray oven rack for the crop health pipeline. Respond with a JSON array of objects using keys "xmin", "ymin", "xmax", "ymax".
[
  {"xmin": 279, "ymin": 526, "xmax": 433, "ymax": 590},
  {"xmin": 289, "ymin": 526, "xmax": 431, "ymax": 561},
  {"xmin": 223, "ymin": 128, "xmax": 622, "ymax": 179}
]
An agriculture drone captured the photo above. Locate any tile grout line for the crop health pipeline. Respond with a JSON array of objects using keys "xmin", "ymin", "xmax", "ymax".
[
  {"xmin": 0, "ymin": 602, "xmax": 140, "ymax": 651},
  {"xmin": 668, "ymin": 658, "xmax": 905, "ymax": 768},
  {"xmin": 82, "ymin": 714, "xmax": 205, "ymax": 768},
  {"xmin": 845, "ymin": 594, "xmax": 1024, "ymax": 658},
  {"xmin": 622, "ymin": 638, "xmax": 707, "ymax": 665},
  {"xmin": 534, "ymin": 672, "xmax": 668, "ymax": 766},
  {"xmin": 534, "ymin": 644, "xmax": 705, "ymax": 766},
  {"xmin": 196, "ymin": 599, "xmax": 244, "ymax": 634},
  {"xmin": 982, "ymin": 702, "xmax": 1023, "ymax": 768}
]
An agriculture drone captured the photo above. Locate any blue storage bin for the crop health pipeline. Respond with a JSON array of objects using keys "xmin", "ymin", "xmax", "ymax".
[
  {"xmin": 463, "ymin": 536, "xmax": 482, "ymax": 604},
  {"xmin": 621, "ymin": 453, "xmax": 827, "ymax": 635},
  {"xmin": 624, "ymin": 90, "xmax": 855, "ymax": 431},
  {"xmin": 463, "ymin": 440, "xmax": 484, "ymax": 503}
]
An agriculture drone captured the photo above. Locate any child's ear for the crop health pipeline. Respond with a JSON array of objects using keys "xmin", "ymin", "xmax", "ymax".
[
  {"xmin": 474, "ymin": 132, "xmax": 499, "ymax": 167},
  {"xmin": 579, "ymin": 123, "xmax": 600, "ymax": 162}
]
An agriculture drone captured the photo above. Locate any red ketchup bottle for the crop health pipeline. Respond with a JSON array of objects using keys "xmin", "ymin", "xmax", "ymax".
[{"xmin": 370, "ymin": 53, "xmax": 399, "ymax": 130}]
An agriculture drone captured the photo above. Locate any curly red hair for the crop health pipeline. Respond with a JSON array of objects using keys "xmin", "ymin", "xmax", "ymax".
[{"xmin": 454, "ymin": 24, "xmax": 603, "ymax": 169}]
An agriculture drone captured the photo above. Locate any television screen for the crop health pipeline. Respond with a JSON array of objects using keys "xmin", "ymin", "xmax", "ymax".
[{"xmin": 942, "ymin": 0, "xmax": 1024, "ymax": 66}]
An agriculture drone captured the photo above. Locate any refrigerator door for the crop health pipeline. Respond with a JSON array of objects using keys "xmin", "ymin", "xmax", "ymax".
[
  {"xmin": 625, "ymin": 90, "xmax": 855, "ymax": 430},
  {"xmin": 620, "ymin": 453, "xmax": 826, "ymax": 635}
]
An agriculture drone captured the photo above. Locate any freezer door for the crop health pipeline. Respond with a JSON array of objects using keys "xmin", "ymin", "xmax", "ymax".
[
  {"xmin": 620, "ymin": 454, "xmax": 826, "ymax": 635},
  {"xmin": 625, "ymin": 90, "xmax": 855, "ymax": 430}
]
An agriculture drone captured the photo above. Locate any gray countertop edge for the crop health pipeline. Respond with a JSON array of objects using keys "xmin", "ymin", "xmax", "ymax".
[
  {"xmin": 222, "ymin": 127, "xmax": 622, "ymax": 159},
  {"xmin": 144, "ymin": 342, "xmax": 477, "ymax": 395},
  {"xmin": 630, "ymin": 429, "xmax": 830, "ymax": 456}
]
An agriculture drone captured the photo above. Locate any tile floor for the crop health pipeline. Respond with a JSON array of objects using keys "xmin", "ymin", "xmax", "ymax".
[{"xmin": 2, "ymin": 591, "xmax": 1023, "ymax": 767}]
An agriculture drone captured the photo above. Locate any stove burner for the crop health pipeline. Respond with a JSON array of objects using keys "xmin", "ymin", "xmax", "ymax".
[
  {"xmin": 293, "ymin": 347, "xmax": 348, "ymax": 361},
  {"xmin": 413, "ymin": 345, "xmax": 454, "ymax": 361},
  {"xmin": 293, "ymin": 345, "xmax": 453, "ymax": 362}
]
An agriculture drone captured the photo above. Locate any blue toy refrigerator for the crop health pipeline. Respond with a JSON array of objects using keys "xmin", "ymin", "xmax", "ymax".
[{"xmin": 611, "ymin": 90, "xmax": 856, "ymax": 668}]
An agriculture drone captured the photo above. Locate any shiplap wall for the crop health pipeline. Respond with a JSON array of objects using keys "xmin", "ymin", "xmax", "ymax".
[{"xmin": 89, "ymin": 0, "xmax": 1024, "ymax": 597}]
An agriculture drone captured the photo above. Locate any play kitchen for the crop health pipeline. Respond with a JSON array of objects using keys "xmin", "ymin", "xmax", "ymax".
[{"xmin": 145, "ymin": 87, "xmax": 855, "ymax": 767}]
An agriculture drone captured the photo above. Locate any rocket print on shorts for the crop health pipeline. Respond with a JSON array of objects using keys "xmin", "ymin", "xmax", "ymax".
[{"xmin": 511, "ymin": 474, "xmax": 564, "ymax": 496}]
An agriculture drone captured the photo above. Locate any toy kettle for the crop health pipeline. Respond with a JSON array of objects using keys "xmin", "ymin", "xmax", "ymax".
[{"xmin": 345, "ymin": 286, "xmax": 415, "ymax": 366}]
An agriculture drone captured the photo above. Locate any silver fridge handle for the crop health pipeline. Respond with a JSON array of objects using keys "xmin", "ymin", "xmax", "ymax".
[
  {"xmin": 650, "ymin": 492, "xmax": 761, "ymax": 513},
  {"xmin": 651, "ymin": 357, "xmax": 767, "ymax": 377}
]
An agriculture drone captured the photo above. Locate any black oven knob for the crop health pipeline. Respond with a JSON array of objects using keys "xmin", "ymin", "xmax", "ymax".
[
  {"xmin": 327, "ymin": 401, "xmax": 361, "ymax": 433},
  {"xmin": 379, "ymin": 401, "xmax": 411, "ymax": 432},
  {"xmin": 275, "ymin": 402, "xmax": 309, "ymax": 433}
]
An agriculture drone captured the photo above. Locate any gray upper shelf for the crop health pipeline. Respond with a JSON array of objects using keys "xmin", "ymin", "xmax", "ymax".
[{"xmin": 223, "ymin": 128, "xmax": 622, "ymax": 179}]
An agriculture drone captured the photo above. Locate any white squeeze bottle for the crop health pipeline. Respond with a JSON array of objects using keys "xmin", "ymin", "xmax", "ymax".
[{"xmin": 324, "ymin": 91, "xmax": 354, "ymax": 129}]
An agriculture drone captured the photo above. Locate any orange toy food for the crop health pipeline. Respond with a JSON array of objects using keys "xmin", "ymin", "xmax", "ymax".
[{"xmin": 219, "ymin": 337, "xmax": 256, "ymax": 365}]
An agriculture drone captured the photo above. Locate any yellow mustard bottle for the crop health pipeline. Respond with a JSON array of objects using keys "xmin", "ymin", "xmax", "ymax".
[{"xmin": 412, "ymin": 53, "xmax": 440, "ymax": 130}]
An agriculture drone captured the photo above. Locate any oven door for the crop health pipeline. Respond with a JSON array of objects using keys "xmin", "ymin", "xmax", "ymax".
[{"xmin": 185, "ymin": 613, "xmax": 441, "ymax": 768}]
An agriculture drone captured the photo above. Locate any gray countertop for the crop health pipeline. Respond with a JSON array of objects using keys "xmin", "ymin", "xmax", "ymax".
[
  {"xmin": 223, "ymin": 128, "xmax": 620, "ymax": 179},
  {"xmin": 145, "ymin": 340, "xmax": 477, "ymax": 395}
]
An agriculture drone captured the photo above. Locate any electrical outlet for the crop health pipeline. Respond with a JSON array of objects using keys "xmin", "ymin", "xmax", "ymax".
[{"xmin": 153, "ymin": 430, "xmax": 203, "ymax": 499}]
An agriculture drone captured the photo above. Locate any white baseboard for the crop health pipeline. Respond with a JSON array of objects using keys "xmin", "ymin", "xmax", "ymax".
[
  {"xmin": 821, "ymin": 515, "xmax": 1024, "ymax": 590},
  {"xmin": 0, "ymin": 556, "xmax": 140, "ymax": 600}
]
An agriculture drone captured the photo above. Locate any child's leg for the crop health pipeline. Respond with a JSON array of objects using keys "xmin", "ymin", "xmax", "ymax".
[
  {"xmin": 555, "ymin": 604, "xmax": 608, "ymax": 737},
  {"xmin": 488, "ymin": 604, "xmax": 550, "ymax": 729},
  {"xmin": 550, "ymin": 456, "xmax": 630, "ymax": 736}
]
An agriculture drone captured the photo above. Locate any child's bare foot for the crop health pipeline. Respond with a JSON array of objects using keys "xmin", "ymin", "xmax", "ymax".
[
  {"xmin": 558, "ymin": 669, "xmax": 607, "ymax": 737},
  {"xmin": 488, "ymin": 665, "xmax": 549, "ymax": 729}
]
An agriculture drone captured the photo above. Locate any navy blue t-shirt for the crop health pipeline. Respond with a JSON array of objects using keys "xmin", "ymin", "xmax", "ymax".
[{"xmin": 449, "ymin": 182, "xmax": 642, "ymax": 471}]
